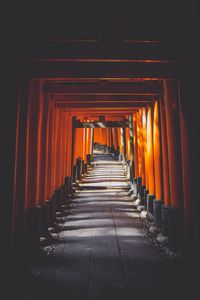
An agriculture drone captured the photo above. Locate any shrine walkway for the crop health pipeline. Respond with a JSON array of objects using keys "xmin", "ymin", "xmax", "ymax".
[{"xmin": 22, "ymin": 154, "xmax": 186, "ymax": 300}]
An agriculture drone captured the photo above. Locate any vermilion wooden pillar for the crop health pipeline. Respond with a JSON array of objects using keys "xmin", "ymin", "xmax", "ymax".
[
  {"xmin": 74, "ymin": 127, "xmax": 84, "ymax": 164},
  {"xmin": 159, "ymin": 93, "xmax": 170, "ymax": 206},
  {"xmin": 142, "ymin": 109, "xmax": 148, "ymax": 189},
  {"xmin": 93, "ymin": 128, "xmax": 98, "ymax": 143},
  {"xmin": 61, "ymin": 111, "xmax": 66, "ymax": 184},
  {"xmin": 104, "ymin": 128, "xmax": 108, "ymax": 146},
  {"xmin": 65, "ymin": 113, "xmax": 73, "ymax": 177},
  {"xmin": 140, "ymin": 109, "xmax": 146, "ymax": 186},
  {"xmin": 62, "ymin": 110, "xmax": 68, "ymax": 180},
  {"xmin": 107, "ymin": 128, "xmax": 110, "ymax": 146},
  {"xmin": 59, "ymin": 110, "xmax": 64, "ymax": 186},
  {"xmin": 146, "ymin": 106, "xmax": 155, "ymax": 195},
  {"xmin": 61, "ymin": 111, "xmax": 65, "ymax": 185},
  {"xmin": 109, "ymin": 128, "xmax": 112, "ymax": 147},
  {"xmin": 110, "ymin": 128, "xmax": 113, "ymax": 147},
  {"xmin": 163, "ymin": 80, "xmax": 183, "ymax": 208},
  {"xmin": 52, "ymin": 108, "xmax": 59, "ymax": 191},
  {"xmin": 71, "ymin": 116, "xmax": 76, "ymax": 178},
  {"xmin": 153, "ymin": 101, "xmax": 163, "ymax": 200},
  {"xmin": 25, "ymin": 79, "xmax": 44, "ymax": 209},
  {"xmin": 178, "ymin": 78, "xmax": 197, "ymax": 239},
  {"xmin": 12, "ymin": 77, "xmax": 29, "ymax": 238},
  {"xmin": 98, "ymin": 128, "xmax": 102, "ymax": 144},
  {"xmin": 61, "ymin": 111, "xmax": 65, "ymax": 181},
  {"xmin": 128, "ymin": 114, "xmax": 134, "ymax": 179},
  {"xmin": 97, "ymin": 128, "xmax": 101, "ymax": 144},
  {"xmin": 136, "ymin": 112, "xmax": 141, "ymax": 177},
  {"xmin": 37, "ymin": 92, "xmax": 50, "ymax": 205},
  {"xmin": 94, "ymin": 128, "xmax": 104, "ymax": 144},
  {"xmin": 133, "ymin": 115, "xmax": 139, "ymax": 178},
  {"xmin": 106, "ymin": 128, "xmax": 109, "ymax": 145},
  {"xmin": 105, "ymin": 128, "xmax": 108, "ymax": 146},
  {"xmin": 137, "ymin": 110, "xmax": 146, "ymax": 185},
  {"xmin": 125, "ymin": 127, "xmax": 130, "ymax": 161},
  {"xmin": 45, "ymin": 101, "xmax": 55, "ymax": 199},
  {"xmin": 85, "ymin": 128, "xmax": 92, "ymax": 156},
  {"xmin": 112, "ymin": 128, "xmax": 118, "ymax": 149},
  {"xmin": 102, "ymin": 128, "xmax": 106, "ymax": 145},
  {"xmin": 163, "ymin": 80, "xmax": 184, "ymax": 251},
  {"xmin": 81, "ymin": 117, "xmax": 86, "ymax": 161},
  {"xmin": 90, "ymin": 128, "xmax": 94, "ymax": 154},
  {"xmin": 1, "ymin": 73, "xmax": 31, "ymax": 256},
  {"xmin": 54, "ymin": 109, "xmax": 62, "ymax": 188},
  {"xmin": 57, "ymin": 109, "xmax": 63, "ymax": 187}
]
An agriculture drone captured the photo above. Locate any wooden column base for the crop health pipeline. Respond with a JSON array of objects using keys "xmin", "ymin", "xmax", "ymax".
[
  {"xmin": 153, "ymin": 199, "xmax": 163, "ymax": 227},
  {"xmin": 168, "ymin": 207, "xmax": 184, "ymax": 252},
  {"xmin": 147, "ymin": 194, "xmax": 155, "ymax": 221}
]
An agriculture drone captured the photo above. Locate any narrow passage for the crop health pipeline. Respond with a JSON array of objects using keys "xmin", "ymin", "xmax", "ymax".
[{"xmin": 30, "ymin": 154, "xmax": 185, "ymax": 300}]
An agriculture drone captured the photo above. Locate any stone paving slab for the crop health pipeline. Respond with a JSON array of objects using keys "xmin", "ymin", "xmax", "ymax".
[{"xmin": 28, "ymin": 153, "xmax": 187, "ymax": 300}]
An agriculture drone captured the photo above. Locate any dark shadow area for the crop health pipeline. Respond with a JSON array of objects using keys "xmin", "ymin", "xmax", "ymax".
[{"xmin": 4, "ymin": 245, "xmax": 196, "ymax": 300}]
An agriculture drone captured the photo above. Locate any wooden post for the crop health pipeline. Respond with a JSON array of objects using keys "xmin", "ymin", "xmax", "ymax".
[
  {"xmin": 120, "ymin": 127, "xmax": 126, "ymax": 162},
  {"xmin": 65, "ymin": 113, "xmax": 73, "ymax": 177},
  {"xmin": 38, "ymin": 92, "xmax": 50, "ymax": 205},
  {"xmin": 12, "ymin": 76, "xmax": 29, "ymax": 240},
  {"xmin": 159, "ymin": 93, "xmax": 170, "ymax": 207},
  {"xmin": 90, "ymin": 128, "xmax": 94, "ymax": 154},
  {"xmin": 178, "ymin": 78, "xmax": 198, "ymax": 240},
  {"xmin": 45, "ymin": 100, "xmax": 55, "ymax": 199},
  {"xmin": 163, "ymin": 80, "xmax": 183, "ymax": 208},
  {"xmin": 52, "ymin": 108, "xmax": 59, "ymax": 191},
  {"xmin": 137, "ymin": 110, "xmax": 146, "ymax": 185},
  {"xmin": 163, "ymin": 80, "xmax": 184, "ymax": 250},
  {"xmin": 71, "ymin": 116, "xmax": 76, "ymax": 180},
  {"xmin": 128, "ymin": 114, "xmax": 134, "ymax": 180},
  {"xmin": 146, "ymin": 106, "xmax": 155, "ymax": 195},
  {"xmin": 153, "ymin": 100, "xmax": 163, "ymax": 200},
  {"xmin": 133, "ymin": 114, "xmax": 138, "ymax": 178},
  {"xmin": 25, "ymin": 79, "xmax": 44, "ymax": 209},
  {"xmin": 142, "ymin": 109, "xmax": 148, "ymax": 189}
]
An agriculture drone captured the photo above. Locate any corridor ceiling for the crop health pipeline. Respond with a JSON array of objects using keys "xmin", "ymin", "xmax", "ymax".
[
  {"xmin": 6, "ymin": 1, "xmax": 196, "ymax": 123},
  {"xmin": 27, "ymin": 38, "xmax": 182, "ymax": 121}
]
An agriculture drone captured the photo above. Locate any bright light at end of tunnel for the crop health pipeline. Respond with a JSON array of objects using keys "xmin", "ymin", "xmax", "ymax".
[
  {"xmin": 142, "ymin": 110, "xmax": 146, "ymax": 127},
  {"xmin": 96, "ymin": 122, "xmax": 106, "ymax": 128}
]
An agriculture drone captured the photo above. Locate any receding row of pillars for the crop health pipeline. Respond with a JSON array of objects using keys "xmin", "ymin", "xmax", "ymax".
[
  {"xmin": 11, "ymin": 78, "xmax": 195, "ymax": 255},
  {"xmin": 93, "ymin": 80, "xmax": 194, "ymax": 252},
  {"xmin": 13, "ymin": 80, "xmax": 97, "ymax": 252}
]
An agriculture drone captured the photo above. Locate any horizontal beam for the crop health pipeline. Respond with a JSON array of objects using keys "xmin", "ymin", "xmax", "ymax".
[
  {"xmin": 62, "ymin": 107, "xmax": 140, "ymax": 115},
  {"xmin": 79, "ymin": 113, "xmax": 129, "ymax": 118},
  {"xmin": 85, "ymin": 116, "xmax": 125, "ymax": 121},
  {"xmin": 53, "ymin": 94, "xmax": 154, "ymax": 103},
  {"xmin": 24, "ymin": 60, "xmax": 183, "ymax": 79},
  {"xmin": 45, "ymin": 81, "xmax": 160, "ymax": 95},
  {"xmin": 44, "ymin": 78, "xmax": 160, "ymax": 82},
  {"xmin": 55, "ymin": 102, "xmax": 147, "ymax": 109},
  {"xmin": 26, "ymin": 40, "xmax": 181, "ymax": 61},
  {"xmin": 75, "ymin": 120, "xmax": 129, "ymax": 128},
  {"xmin": 69, "ymin": 111, "xmax": 137, "ymax": 117}
]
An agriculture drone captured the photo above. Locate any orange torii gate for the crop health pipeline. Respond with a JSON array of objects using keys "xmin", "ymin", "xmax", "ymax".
[{"xmin": 9, "ymin": 53, "xmax": 197, "ymax": 263}]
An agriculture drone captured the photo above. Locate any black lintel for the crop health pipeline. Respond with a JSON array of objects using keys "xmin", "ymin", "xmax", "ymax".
[{"xmin": 75, "ymin": 120, "xmax": 129, "ymax": 128}]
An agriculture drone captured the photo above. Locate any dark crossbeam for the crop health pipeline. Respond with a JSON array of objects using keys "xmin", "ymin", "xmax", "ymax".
[
  {"xmin": 55, "ymin": 102, "xmax": 148, "ymax": 109},
  {"xmin": 25, "ymin": 60, "xmax": 183, "ymax": 79},
  {"xmin": 44, "ymin": 81, "xmax": 160, "ymax": 95},
  {"xmin": 52, "ymin": 94, "xmax": 154, "ymax": 102},
  {"xmin": 26, "ymin": 40, "xmax": 180, "ymax": 61},
  {"xmin": 75, "ymin": 120, "xmax": 129, "ymax": 128}
]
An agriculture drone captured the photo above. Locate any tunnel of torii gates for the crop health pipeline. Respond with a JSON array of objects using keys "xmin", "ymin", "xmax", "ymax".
[
  {"xmin": 1, "ymin": 38, "xmax": 197, "ymax": 260},
  {"xmin": 10, "ymin": 75, "xmax": 197, "ymax": 257}
]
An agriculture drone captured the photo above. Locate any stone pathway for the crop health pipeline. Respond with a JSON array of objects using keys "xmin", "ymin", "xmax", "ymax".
[{"xmin": 24, "ymin": 154, "xmax": 188, "ymax": 300}]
